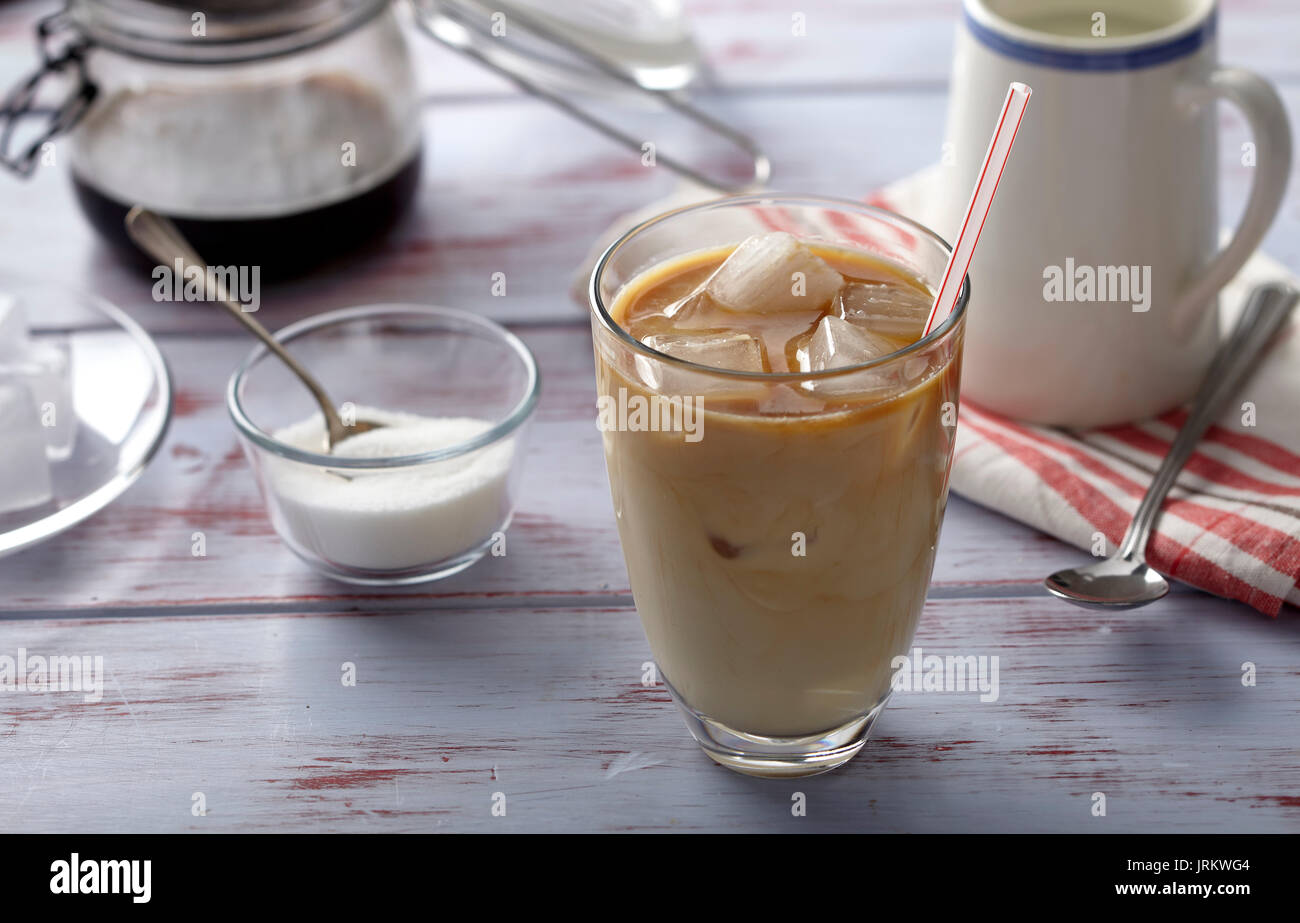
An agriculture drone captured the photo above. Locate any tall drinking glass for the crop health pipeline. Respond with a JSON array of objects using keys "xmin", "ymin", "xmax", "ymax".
[{"xmin": 589, "ymin": 195, "xmax": 969, "ymax": 777}]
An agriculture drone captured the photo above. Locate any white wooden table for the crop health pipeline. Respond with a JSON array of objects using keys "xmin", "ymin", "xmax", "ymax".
[{"xmin": 1, "ymin": 0, "xmax": 1298, "ymax": 833}]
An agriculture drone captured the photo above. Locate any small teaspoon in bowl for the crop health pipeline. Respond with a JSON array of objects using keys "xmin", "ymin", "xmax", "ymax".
[
  {"xmin": 123, "ymin": 206, "xmax": 384, "ymax": 453},
  {"xmin": 1045, "ymin": 281, "xmax": 1299, "ymax": 610}
]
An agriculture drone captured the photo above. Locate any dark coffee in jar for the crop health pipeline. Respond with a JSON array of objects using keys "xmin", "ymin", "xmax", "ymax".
[{"xmin": 69, "ymin": 73, "xmax": 421, "ymax": 276}]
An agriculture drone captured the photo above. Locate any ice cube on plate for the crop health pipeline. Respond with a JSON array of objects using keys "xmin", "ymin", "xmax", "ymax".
[
  {"xmin": 0, "ymin": 379, "xmax": 54, "ymax": 514},
  {"xmin": 705, "ymin": 232, "xmax": 843, "ymax": 314},
  {"xmin": 644, "ymin": 331, "xmax": 767, "ymax": 373},
  {"xmin": 803, "ymin": 315, "xmax": 897, "ymax": 372},
  {"xmin": 0, "ymin": 294, "xmax": 28, "ymax": 358},
  {"xmin": 833, "ymin": 280, "xmax": 932, "ymax": 342},
  {"xmin": 0, "ymin": 338, "xmax": 76, "ymax": 460}
]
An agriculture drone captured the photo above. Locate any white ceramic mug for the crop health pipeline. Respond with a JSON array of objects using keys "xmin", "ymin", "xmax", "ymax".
[{"xmin": 937, "ymin": 0, "xmax": 1291, "ymax": 427}]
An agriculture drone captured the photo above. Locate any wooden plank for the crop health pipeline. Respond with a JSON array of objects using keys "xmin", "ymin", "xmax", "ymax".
[
  {"xmin": 0, "ymin": 594, "xmax": 1295, "ymax": 832},
  {"xmin": 0, "ymin": 326, "xmax": 1114, "ymax": 613}
]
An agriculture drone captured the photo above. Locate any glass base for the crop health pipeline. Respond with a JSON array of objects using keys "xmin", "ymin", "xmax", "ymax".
[
  {"xmin": 284, "ymin": 539, "xmax": 491, "ymax": 586},
  {"xmin": 663, "ymin": 675, "xmax": 889, "ymax": 778}
]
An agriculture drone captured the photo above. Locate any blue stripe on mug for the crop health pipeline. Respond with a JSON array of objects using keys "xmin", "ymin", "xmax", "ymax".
[{"xmin": 964, "ymin": 10, "xmax": 1217, "ymax": 71}]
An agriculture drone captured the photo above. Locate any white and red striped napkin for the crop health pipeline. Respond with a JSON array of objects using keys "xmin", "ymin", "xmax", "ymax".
[
  {"xmin": 574, "ymin": 170, "xmax": 1300, "ymax": 615},
  {"xmin": 879, "ymin": 166, "xmax": 1300, "ymax": 616}
]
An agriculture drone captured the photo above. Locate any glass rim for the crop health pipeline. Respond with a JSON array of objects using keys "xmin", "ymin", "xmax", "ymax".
[
  {"xmin": 588, "ymin": 193, "xmax": 970, "ymax": 384},
  {"xmin": 226, "ymin": 304, "xmax": 540, "ymax": 470}
]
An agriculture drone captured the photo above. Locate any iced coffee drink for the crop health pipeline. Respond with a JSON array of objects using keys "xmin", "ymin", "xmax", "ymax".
[{"xmin": 589, "ymin": 197, "xmax": 968, "ymax": 777}]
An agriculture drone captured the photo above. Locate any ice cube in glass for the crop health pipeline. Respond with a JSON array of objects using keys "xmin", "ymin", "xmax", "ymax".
[
  {"xmin": 705, "ymin": 232, "xmax": 843, "ymax": 314},
  {"xmin": 833, "ymin": 280, "xmax": 931, "ymax": 342}
]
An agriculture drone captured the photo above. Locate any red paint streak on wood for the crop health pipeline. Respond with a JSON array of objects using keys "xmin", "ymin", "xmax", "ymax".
[
  {"xmin": 716, "ymin": 40, "xmax": 785, "ymax": 64},
  {"xmin": 176, "ymin": 506, "xmax": 268, "ymax": 526},
  {"xmin": 271, "ymin": 768, "xmax": 412, "ymax": 790},
  {"xmin": 1242, "ymin": 795, "xmax": 1300, "ymax": 808},
  {"xmin": 216, "ymin": 446, "xmax": 247, "ymax": 471},
  {"xmin": 128, "ymin": 692, "xmax": 257, "ymax": 706},
  {"xmin": 0, "ymin": 709, "xmax": 69, "ymax": 722},
  {"xmin": 543, "ymin": 159, "xmax": 653, "ymax": 186},
  {"xmin": 613, "ymin": 686, "xmax": 673, "ymax": 705},
  {"xmin": 140, "ymin": 505, "xmax": 273, "ymax": 536},
  {"xmin": 172, "ymin": 389, "xmax": 221, "ymax": 418}
]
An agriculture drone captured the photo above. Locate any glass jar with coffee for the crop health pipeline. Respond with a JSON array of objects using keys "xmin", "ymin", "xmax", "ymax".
[{"xmin": 1, "ymin": 0, "xmax": 423, "ymax": 275}]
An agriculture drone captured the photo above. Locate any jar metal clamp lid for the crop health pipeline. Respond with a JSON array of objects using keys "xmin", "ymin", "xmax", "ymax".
[{"xmin": 0, "ymin": 11, "xmax": 96, "ymax": 176}]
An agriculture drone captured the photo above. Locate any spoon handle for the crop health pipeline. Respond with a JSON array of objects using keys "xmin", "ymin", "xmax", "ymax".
[
  {"xmin": 123, "ymin": 207, "xmax": 348, "ymax": 448},
  {"xmin": 1118, "ymin": 282, "xmax": 1299, "ymax": 560}
]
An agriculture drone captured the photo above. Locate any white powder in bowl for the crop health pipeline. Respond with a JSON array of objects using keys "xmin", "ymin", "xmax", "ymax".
[{"xmin": 263, "ymin": 407, "xmax": 515, "ymax": 572}]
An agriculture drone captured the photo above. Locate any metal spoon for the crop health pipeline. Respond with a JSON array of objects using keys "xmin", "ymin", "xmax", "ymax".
[
  {"xmin": 1045, "ymin": 282, "xmax": 1299, "ymax": 610},
  {"xmin": 123, "ymin": 206, "xmax": 383, "ymax": 453}
]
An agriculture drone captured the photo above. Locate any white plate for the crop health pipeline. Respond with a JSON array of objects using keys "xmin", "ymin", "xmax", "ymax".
[{"xmin": 0, "ymin": 277, "xmax": 171, "ymax": 558}]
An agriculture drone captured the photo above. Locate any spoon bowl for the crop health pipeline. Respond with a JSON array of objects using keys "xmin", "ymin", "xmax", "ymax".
[{"xmin": 1045, "ymin": 555, "xmax": 1170, "ymax": 610}]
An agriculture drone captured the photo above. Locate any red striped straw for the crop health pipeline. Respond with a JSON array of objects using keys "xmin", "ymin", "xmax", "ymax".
[{"xmin": 923, "ymin": 82, "xmax": 1033, "ymax": 336}]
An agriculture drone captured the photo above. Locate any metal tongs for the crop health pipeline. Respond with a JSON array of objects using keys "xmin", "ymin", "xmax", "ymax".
[{"xmin": 411, "ymin": 0, "xmax": 771, "ymax": 193}]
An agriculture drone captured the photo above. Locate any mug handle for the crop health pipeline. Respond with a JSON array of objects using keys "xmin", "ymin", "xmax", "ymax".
[{"xmin": 1170, "ymin": 68, "xmax": 1292, "ymax": 337}]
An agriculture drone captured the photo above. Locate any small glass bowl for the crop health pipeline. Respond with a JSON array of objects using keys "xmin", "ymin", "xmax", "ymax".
[{"xmin": 227, "ymin": 305, "xmax": 539, "ymax": 585}]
